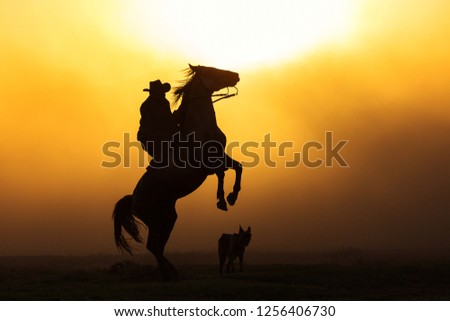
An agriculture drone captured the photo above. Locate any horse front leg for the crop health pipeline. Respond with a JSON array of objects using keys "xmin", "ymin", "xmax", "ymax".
[
  {"xmin": 225, "ymin": 155, "xmax": 242, "ymax": 206},
  {"xmin": 216, "ymin": 171, "xmax": 228, "ymax": 211}
]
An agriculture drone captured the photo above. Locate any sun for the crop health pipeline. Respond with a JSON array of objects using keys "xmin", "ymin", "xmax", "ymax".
[{"xmin": 121, "ymin": 0, "xmax": 357, "ymax": 69}]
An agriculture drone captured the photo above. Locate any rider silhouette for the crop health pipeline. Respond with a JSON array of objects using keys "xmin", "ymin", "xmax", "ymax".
[{"xmin": 138, "ymin": 80, "xmax": 177, "ymax": 166}]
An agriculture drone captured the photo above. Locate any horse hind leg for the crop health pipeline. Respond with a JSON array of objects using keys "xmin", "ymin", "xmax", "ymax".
[
  {"xmin": 215, "ymin": 171, "xmax": 228, "ymax": 211},
  {"xmin": 146, "ymin": 205, "xmax": 179, "ymax": 281}
]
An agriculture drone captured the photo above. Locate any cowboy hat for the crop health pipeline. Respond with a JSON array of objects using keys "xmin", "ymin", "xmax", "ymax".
[{"xmin": 143, "ymin": 80, "xmax": 171, "ymax": 93}]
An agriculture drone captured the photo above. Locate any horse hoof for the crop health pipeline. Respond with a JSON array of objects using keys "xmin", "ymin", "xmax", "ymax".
[
  {"xmin": 217, "ymin": 200, "xmax": 228, "ymax": 211},
  {"xmin": 227, "ymin": 192, "xmax": 238, "ymax": 206}
]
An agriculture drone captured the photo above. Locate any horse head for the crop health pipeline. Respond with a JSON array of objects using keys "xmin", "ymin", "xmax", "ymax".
[
  {"xmin": 188, "ymin": 64, "xmax": 239, "ymax": 93},
  {"xmin": 173, "ymin": 64, "xmax": 240, "ymax": 136}
]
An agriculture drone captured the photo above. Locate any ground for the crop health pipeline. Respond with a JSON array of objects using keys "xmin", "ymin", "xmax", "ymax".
[{"xmin": 1, "ymin": 253, "xmax": 449, "ymax": 300}]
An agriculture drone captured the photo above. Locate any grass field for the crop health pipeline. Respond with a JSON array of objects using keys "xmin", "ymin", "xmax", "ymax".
[{"xmin": 1, "ymin": 254, "xmax": 450, "ymax": 300}]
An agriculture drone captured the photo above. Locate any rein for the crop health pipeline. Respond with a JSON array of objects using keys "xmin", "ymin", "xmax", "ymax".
[{"xmin": 212, "ymin": 86, "xmax": 239, "ymax": 103}]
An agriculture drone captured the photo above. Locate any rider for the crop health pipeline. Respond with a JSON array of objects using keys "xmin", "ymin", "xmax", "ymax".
[{"xmin": 138, "ymin": 80, "xmax": 177, "ymax": 166}]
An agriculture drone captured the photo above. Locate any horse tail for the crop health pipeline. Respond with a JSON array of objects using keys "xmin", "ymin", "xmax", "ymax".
[{"xmin": 112, "ymin": 194, "xmax": 142, "ymax": 254}]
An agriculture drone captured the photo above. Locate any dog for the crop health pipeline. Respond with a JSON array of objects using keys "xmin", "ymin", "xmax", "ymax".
[{"xmin": 218, "ymin": 225, "xmax": 251, "ymax": 274}]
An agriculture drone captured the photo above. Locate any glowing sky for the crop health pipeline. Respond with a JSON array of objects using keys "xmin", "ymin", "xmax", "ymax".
[
  {"xmin": 0, "ymin": 0, "xmax": 449, "ymax": 256},
  {"xmin": 120, "ymin": 0, "xmax": 357, "ymax": 68}
]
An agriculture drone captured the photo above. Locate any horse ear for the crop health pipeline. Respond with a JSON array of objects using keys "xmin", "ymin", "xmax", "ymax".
[
  {"xmin": 189, "ymin": 63, "xmax": 197, "ymax": 71},
  {"xmin": 247, "ymin": 226, "xmax": 251, "ymax": 233},
  {"xmin": 239, "ymin": 225, "xmax": 243, "ymax": 233}
]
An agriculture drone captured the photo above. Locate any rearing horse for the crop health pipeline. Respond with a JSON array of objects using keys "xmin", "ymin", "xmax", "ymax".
[
  {"xmin": 113, "ymin": 65, "xmax": 242, "ymax": 280},
  {"xmin": 173, "ymin": 64, "xmax": 242, "ymax": 210}
]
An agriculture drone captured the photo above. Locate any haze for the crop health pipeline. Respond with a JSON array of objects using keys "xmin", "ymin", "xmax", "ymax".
[{"xmin": 0, "ymin": 0, "xmax": 448, "ymax": 256}]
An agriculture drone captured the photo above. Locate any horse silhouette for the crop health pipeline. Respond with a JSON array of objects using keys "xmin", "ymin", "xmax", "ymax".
[
  {"xmin": 173, "ymin": 64, "xmax": 242, "ymax": 210},
  {"xmin": 113, "ymin": 64, "xmax": 242, "ymax": 280}
]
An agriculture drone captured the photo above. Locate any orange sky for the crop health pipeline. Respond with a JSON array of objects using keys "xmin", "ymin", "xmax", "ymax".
[{"xmin": 0, "ymin": 0, "xmax": 449, "ymax": 256}]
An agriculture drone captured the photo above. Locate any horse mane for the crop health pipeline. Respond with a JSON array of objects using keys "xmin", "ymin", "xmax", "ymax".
[{"xmin": 173, "ymin": 68, "xmax": 196, "ymax": 105}]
